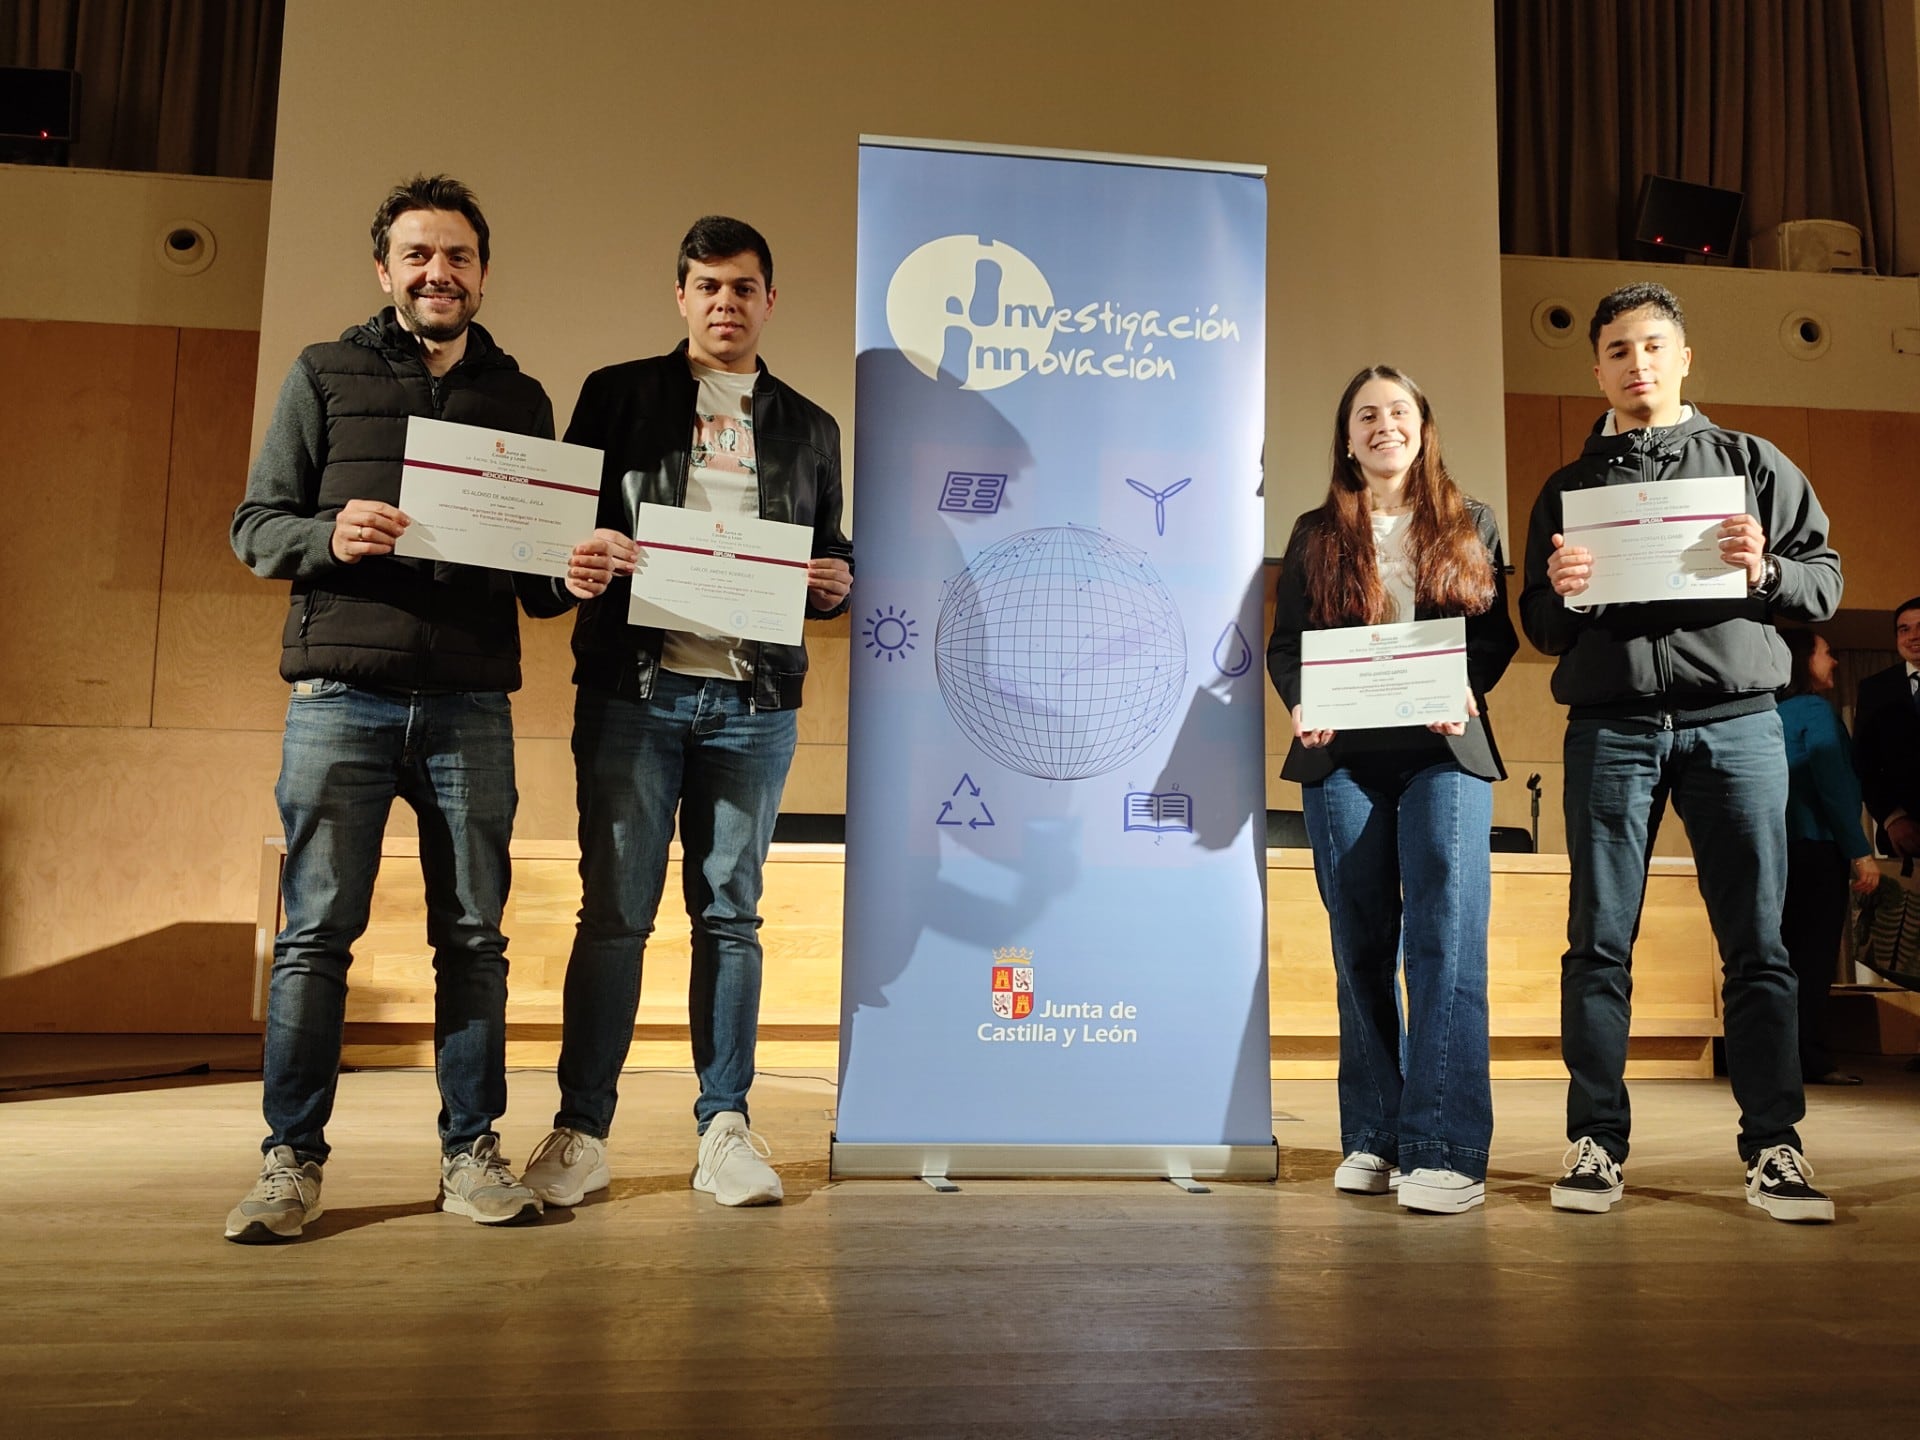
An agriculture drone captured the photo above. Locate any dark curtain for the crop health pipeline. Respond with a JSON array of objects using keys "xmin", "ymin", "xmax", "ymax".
[
  {"xmin": 1497, "ymin": 0, "xmax": 1898, "ymax": 272},
  {"xmin": 3, "ymin": 0, "xmax": 283, "ymax": 178}
]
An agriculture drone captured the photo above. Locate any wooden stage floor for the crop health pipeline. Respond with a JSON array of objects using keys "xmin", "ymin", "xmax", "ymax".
[{"xmin": 4, "ymin": 1057, "xmax": 1918, "ymax": 1438}]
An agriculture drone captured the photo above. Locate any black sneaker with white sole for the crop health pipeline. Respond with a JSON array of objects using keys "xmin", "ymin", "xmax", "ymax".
[
  {"xmin": 1550, "ymin": 1136, "xmax": 1624, "ymax": 1213},
  {"xmin": 1745, "ymin": 1144, "xmax": 1834, "ymax": 1223}
]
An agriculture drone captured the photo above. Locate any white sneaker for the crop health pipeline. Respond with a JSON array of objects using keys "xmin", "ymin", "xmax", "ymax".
[
  {"xmin": 440, "ymin": 1135, "xmax": 543, "ymax": 1226},
  {"xmin": 1396, "ymin": 1167, "xmax": 1486, "ymax": 1214},
  {"xmin": 692, "ymin": 1111, "xmax": 783, "ymax": 1206},
  {"xmin": 224, "ymin": 1146, "xmax": 323, "ymax": 1243},
  {"xmin": 521, "ymin": 1127, "xmax": 610, "ymax": 1208},
  {"xmin": 1333, "ymin": 1152, "xmax": 1401, "ymax": 1195}
]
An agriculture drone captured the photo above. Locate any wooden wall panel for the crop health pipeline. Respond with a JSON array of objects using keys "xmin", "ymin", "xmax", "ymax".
[
  {"xmin": 1501, "ymin": 392, "xmax": 1563, "ymax": 550},
  {"xmin": 796, "ymin": 614, "xmax": 851, "ymax": 745},
  {"xmin": 1556, "ymin": 395, "xmax": 1601, "ymax": 468},
  {"xmin": 0, "ymin": 727, "xmax": 281, "ymax": 1027},
  {"xmin": 1806, "ymin": 410, "xmax": 1920, "ymax": 613},
  {"xmin": 150, "ymin": 329, "xmax": 287, "ymax": 731},
  {"xmin": 1707, "ymin": 403, "xmax": 1812, "ymax": 475},
  {"xmin": 0, "ymin": 320, "xmax": 177, "ymax": 726},
  {"xmin": 513, "ymin": 616, "xmax": 577, "ymax": 740}
]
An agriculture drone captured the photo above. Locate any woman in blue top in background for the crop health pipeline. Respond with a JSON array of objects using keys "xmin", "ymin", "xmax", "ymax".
[{"xmin": 1777, "ymin": 628, "xmax": 1879, "ymax": 1087}]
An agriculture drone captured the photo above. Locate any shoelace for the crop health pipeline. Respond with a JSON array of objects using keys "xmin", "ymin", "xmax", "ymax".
[
  {"xmin": 708, "ymin": 1125, "xmax": 774, "ymax": 1167},
  {"xmin": 451, "ymin": 1139, "xmax": 519, "ymax": 1189},
  {"xmin": 1560, "ymin": 1137, "xmax": 1613, "ymax": 1177},
  {"xmin": 259, "ymin": 1161, "xmax": 317, "ymax": 1206},
  {"xmin": 526, "ymin": 1128, "xmax": 583, "ymax": 1169},
  {"xmin": 1760, "ymin": 1146, "xmax": 1814, "ymax": 1186}
]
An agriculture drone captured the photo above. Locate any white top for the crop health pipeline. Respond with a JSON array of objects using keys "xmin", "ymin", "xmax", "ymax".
[
  {"xmin": 662, "ymin": 361, "xmax": 761, "ymax": 680},
  {"xmin": 1371, "ymin": 510, "xmax": 1416, "ymax": 622}
]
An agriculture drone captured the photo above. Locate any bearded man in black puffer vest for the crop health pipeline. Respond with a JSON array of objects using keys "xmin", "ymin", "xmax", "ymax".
[{"xmin": 224, "ymin": 175, "xmax": 630, "ymax": 1243}]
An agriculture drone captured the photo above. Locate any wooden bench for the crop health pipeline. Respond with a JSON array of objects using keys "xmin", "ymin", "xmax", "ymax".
[{"xmin": 255, "ymin": 841, "xmax": 1720, "ymax": 1078}]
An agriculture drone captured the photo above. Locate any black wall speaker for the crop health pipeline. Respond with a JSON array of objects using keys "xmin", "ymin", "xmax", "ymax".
[
  {"xmin": 1632, "ymin": 174, "xmax": 1744, "ymax": 263},
  {"xmin": 0, "ymin": 67, "xmax": 79, "ymax": 141}
]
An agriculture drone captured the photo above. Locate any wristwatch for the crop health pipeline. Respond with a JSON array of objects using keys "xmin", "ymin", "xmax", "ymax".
[{"xmin": 1750, "ymin": 553, "xmax": 1782, "ymax": 599}]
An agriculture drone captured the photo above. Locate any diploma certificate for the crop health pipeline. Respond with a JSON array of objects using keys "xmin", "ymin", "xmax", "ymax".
[
  {"xmin": 394, "ymin": 416, "xmax": 602, "ymax": 577},
  {"xmin": 628, "ymin": 503, "xmax": 812, "ymax": 645},
  {"xmin": 1299, "ymin": 618, "xmax": 1468, "ymax": 731},
  {"xmin": 1560, "ymin": 475, "xmax": 1747, "ymax": 606}
]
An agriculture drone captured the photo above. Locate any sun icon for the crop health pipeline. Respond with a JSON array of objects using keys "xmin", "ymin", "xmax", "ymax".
[{"xmin": 861, "ymin": 604, "xmax": 919, "ymax": 662}]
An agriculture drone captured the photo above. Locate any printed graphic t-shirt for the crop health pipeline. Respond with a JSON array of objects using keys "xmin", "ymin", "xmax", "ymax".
[{"xmin": 661, "ymin": 361, "xmax": 762, "ymax": 680}]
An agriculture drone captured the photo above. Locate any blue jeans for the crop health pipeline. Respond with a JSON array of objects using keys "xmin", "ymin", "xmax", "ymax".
[
  {"xmin": 264, "ymin": 681, "xmax": 517, "ymax": 1162},
  {"xmin": 1561, "ymin": 709, "xmax": 1803, "ymax": 1164},
  {"xmin": 557, "ymin": 671, "xmax": 797, "ymax": 1136},
  {"xmin": 1303, "ymin": 759, "xmax": 1494, "ymax": 1180}
]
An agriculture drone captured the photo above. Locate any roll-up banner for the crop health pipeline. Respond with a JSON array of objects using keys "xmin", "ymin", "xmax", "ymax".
[{"xmin": 834, "ymin": 137, "xmax": 1273, "ymax": 1181}]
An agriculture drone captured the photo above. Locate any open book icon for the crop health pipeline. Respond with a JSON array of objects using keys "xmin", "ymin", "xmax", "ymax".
[{"xmin": 1123, "ymin": 791, "xmax": 1194, "ymax": 833}]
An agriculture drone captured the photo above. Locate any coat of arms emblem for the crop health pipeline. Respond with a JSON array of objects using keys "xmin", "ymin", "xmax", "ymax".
[{"xmin": 991, "ymin": 947, "xmax": 1034, "ymax": 1019}]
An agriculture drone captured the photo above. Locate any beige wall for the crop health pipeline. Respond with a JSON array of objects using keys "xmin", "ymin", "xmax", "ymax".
[
  {"xmin": 259, "ymin": 0, "xmax": 1508, "ymax": 561},
  {"xmin": 1502, "ymin": 256, "xmax": 1920, "ymax": 411},
  {"xmin": 0, "ymin": 164, "xmax": 269, "ymax": 330}
]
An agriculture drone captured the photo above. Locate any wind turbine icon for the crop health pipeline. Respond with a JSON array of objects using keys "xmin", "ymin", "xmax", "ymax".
[{"xmin": 1125, "ymin": 477, "xmax": 1192, "ymax": 537}]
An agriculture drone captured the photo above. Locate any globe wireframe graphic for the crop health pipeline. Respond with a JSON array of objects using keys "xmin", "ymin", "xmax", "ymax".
[{"xmin": 935, "ymin": 526, "xmax": 1187, "ymax": 781}]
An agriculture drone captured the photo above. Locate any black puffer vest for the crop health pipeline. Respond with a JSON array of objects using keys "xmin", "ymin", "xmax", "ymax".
[{"xmin": 281, "ymin": 312, "xmax": 553, "ymax": 692}]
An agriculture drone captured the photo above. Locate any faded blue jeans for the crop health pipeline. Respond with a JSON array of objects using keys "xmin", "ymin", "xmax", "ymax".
[
  {"xmin": 556, "ymin": 670, "xmax": 797, "ymax": 1136},
  {"xmin": 1303, "ymin": 758, "xmax": 1495, "ymax": 1180},
  {"xmin": 264, "ymin": 680, "xmax": 517, "ymax": 1162},
  {"xmin": 1561, "ymin": 709, "xmax": 1803, "ymax": 1164}
]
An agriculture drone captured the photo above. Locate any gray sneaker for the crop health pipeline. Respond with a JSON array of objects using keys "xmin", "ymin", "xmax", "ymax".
[
  {"xmin": 521, "ymin": 1126, "xmax": 610, "ymax": 1207},
  {"xmin": 692, "ymin": 1111, "xmax": 783, "ymax": 1206},
  {"xmin": 225, "ymin": 1145, "xmax": 324, "ymax": 1244},
  {"xmin": 440, "ymin": 1135, "xmax": 543, "ymax": 1226}
]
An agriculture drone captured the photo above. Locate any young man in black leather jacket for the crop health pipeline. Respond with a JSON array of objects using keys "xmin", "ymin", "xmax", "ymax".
[{"xmin": 523, "ymin": 216, "xmax": 853, "ymax": 1209}]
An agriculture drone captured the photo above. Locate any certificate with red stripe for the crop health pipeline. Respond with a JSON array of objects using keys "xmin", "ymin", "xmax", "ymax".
[
  {"xmin": 1559, "ymin": 474, "xmax": 1745, "ymax": 607},
  {"xmin": 1300, "ymin": 617, "xmax": 1468, "ymax": 731},
  {"xmin": 628, "ymin": 502, "xmax": 812, "ymax": 644},
  {"xmin": 394, "ymin": 416, "xmax": 603, "ymax": 577}
]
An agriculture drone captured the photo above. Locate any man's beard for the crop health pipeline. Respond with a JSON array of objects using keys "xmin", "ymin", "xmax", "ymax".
[{"xmin": 397, "ymin": 286, "xmax": 476, "ymax": 342}]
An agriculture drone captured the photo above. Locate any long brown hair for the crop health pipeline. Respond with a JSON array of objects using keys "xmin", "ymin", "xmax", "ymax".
[{"xmin": 1298, "ymin": 365, "xmax": 1495, "ymax": 626}]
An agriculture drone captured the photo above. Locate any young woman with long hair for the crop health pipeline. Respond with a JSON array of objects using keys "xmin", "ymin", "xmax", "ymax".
[{"xmin": 1266, "ymin": 365, "xmax": 1518, "ymax": 1215}]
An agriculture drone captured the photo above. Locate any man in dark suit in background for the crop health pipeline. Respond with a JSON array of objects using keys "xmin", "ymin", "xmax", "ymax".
[{"xmin": 1852, "ymin": 597, "xmax": 1920, "ymax": 861}]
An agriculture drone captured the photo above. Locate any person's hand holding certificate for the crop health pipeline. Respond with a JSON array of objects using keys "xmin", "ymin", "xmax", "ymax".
[
  {"xmin": 628, "ymin": 503, "xmax": 812, "ymax": 645},
  {"xmin": 394, "ymin": 416, "xmax": 603, "ymax": 578},
  {"xmin": 1557, "ymin": 476, "xmax": 1747, "ymax": 606},
  {"xmin": 1299, "ymin": 618, "xmax": 1469, "ymax": 732}
]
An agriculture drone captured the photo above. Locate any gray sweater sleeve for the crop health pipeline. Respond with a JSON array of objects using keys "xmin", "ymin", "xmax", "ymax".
[{"xmin": 230, "ymin": 360, "xmax": 340, "ymax": 582}]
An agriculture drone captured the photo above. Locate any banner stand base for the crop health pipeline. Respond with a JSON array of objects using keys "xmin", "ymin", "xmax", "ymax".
[{"xmin": 830, "ymin": 1138, "xmax": 1278, "ymax": 1183}]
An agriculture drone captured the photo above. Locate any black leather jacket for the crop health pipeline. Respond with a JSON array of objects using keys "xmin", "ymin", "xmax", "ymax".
[{"xmin": 562, "ymin": 343, "xmax": 853, "ymax": 711}]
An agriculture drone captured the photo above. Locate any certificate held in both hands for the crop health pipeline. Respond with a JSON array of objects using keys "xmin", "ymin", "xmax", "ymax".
[
  {"xmin": 394, "ymin": 416, "xmax": 603, "ymax": 578},
  {"xmin": 1300, "ymin": 617, "xmax": 1468, "ymax": 731},
  {"xmin": 628, "ymin": 502, "xmax": 812, "ymax": 646},
  {"xmin": 1559, "ymin": 475, "xmax": 1747, "ymax": 607}
]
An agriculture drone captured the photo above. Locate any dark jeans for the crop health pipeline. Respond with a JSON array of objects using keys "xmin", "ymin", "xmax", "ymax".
[
  {"xmin": 556, "ymin": 671, "xmax": 797, "ymax": 1137},
  {"xmin": 264, "ymin": 681, "xmax": 517, "ymax": 1162},
  {"xmin": 1303, "ymin": 759, "xmax": 1495, "ymax": 1180},
  {"xmin": 1781, "ymin": 838, "xmax": 1847, "ymax": 1081},
  {"xmin": 1561, "ymin": 710, "xmax": 1804, "ymax": 1164}
]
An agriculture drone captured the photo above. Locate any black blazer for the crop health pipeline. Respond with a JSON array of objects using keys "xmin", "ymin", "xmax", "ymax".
[
  {"xmin": 1852, "ymin": 662, "xmax": 1920, "ymax": 837},
  {"xmin": 1266, "ymin": 496, "xmax": 1518, "ymax": 784}
]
